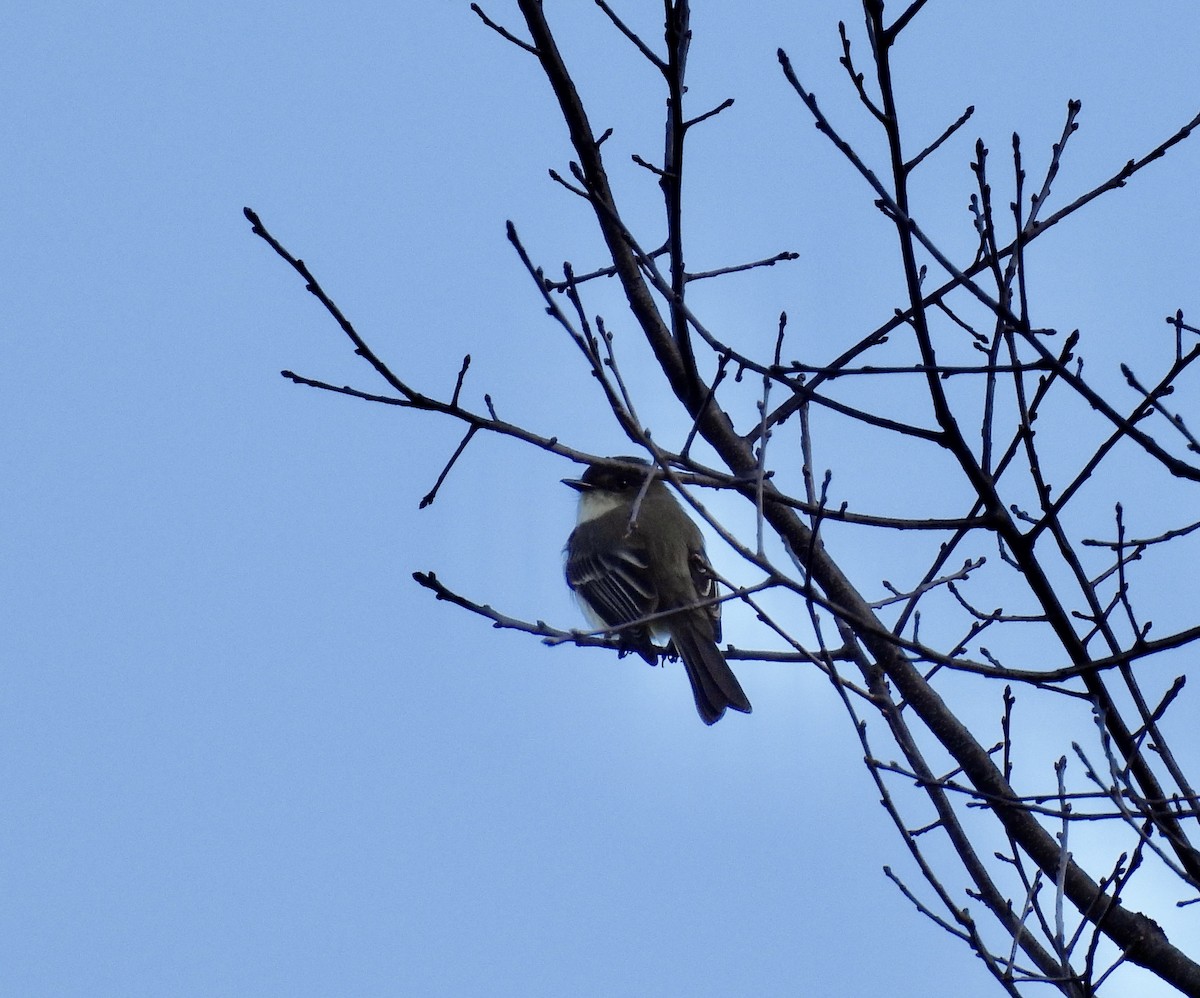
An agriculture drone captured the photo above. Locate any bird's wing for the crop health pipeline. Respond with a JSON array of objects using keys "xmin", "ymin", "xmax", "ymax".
[
  {"xmin": 688, "ymin": 548, "xmax": 722, "ymax": 643},
  {"xmin": 565, "ymin": 541, "xmax": 657, "ymax": 629}
]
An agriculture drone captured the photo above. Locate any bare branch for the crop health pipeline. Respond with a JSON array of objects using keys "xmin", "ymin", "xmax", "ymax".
[
  {"xmin": 686, "ymin": 249, "xmax": 799, "ymax": 282},
  {"xmin": 905, "ymin": 104, "xmax": 975, "ymax": 174},
  {"xmin": 684, "ymin": 96, "xmax": 734, "ymax": 129},
  {"xmin": 419, "ymin": 427, "xmax": 479, "ymax": 509},
  {"xmin": 885, "ymin": 0, "xmax": 931, "ymax": 41},
  {"xmin": 470, "ymin": 3, "xmax": 538, "ymax": 54},
  {"xmin": 594, "ymin": 0, "xmax": 666, "ymax": 71}
]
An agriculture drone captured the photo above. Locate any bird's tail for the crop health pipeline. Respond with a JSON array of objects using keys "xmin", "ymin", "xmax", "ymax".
[{"xmin": 670, "ymin": 620, "xmax": 752, "ymax": 725}]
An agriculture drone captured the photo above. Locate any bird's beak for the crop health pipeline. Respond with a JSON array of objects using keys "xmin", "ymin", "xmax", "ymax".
[{"xmin": 562, "ymin": 477, "xmax": 591, "ymax": 492}]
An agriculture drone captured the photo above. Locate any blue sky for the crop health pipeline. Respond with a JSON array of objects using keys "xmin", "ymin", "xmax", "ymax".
[{"xmin": 5, "ymin": 3, "xmax": 1200, "ymax": 996}]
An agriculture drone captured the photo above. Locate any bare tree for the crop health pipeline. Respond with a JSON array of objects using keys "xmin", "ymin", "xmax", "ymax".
[{"xmin": 246, "ymin": 2, "xmax": 1200, "ymax": 994}]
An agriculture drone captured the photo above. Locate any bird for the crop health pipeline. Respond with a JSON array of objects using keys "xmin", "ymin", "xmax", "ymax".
[{"xmin": 562, "ymin": 457, "xmax": 752, "ymax": 725}]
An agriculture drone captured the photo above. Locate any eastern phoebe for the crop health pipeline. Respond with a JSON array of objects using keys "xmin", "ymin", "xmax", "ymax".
[{"xmin": 563, "ymin": 458, "xmax": 752, "ymax": 725}]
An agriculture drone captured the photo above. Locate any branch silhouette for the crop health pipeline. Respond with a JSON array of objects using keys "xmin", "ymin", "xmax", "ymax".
[{"xmin": 249, "ymin": 4, "xmax": 1200, "ymax": 994}]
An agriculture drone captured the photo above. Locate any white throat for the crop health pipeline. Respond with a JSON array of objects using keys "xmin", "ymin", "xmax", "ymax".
[{"xmin": 576, "ymin": 489, "xmax": 625, "ymax": 524}]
